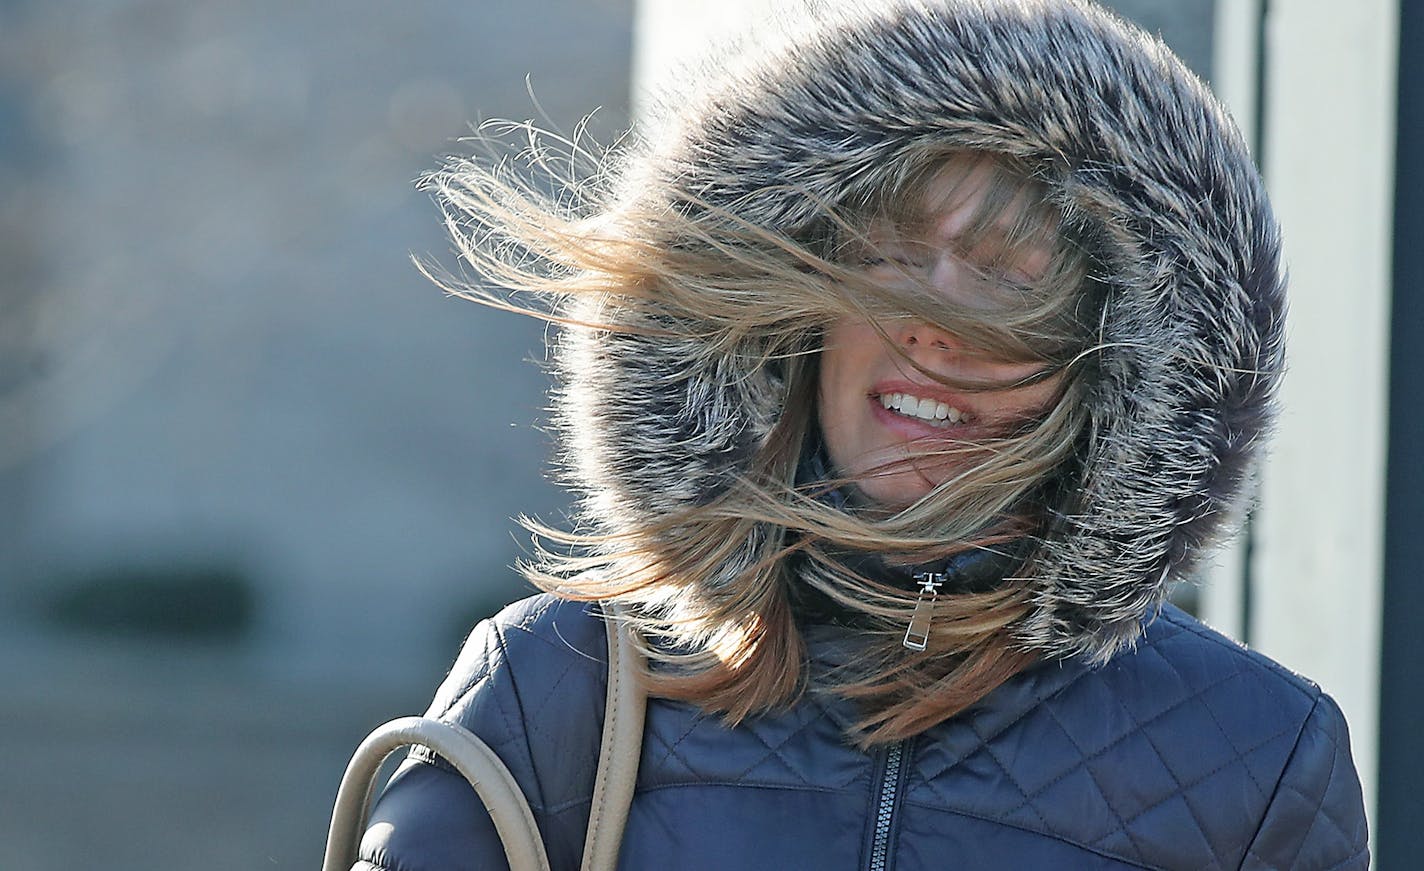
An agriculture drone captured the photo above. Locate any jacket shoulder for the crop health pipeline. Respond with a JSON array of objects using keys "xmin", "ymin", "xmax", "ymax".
[
  {"xmin": 1093, "ymin": 607, "xmax": 1367, "ymax": 869},
  {"xmin": 357, "ymin": 595, "xmax": 608, "ymax": 871},
  {"xmin": 909, "ymin": 606, "xmax": 1368, "ymax": 870},
  {"xmin": 422, "ymin": 594, "xmax": 608, "ymax": 811},
  {"xmin": 1130, "ymin": 604, "xmax": 1323, "ymax": 717},
  {"xmin": 1143, "ymin": 608, "xmax": 1370, "ymax": 870}
]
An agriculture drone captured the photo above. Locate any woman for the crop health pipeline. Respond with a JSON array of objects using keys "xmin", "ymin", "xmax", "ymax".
[{"xmin": 355, "ymin": 1, "xmax": 1369, "ymax": 868}]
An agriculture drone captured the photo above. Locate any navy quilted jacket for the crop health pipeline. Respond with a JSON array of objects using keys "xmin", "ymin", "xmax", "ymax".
[{"xmin": 357, "ymin": 596, "xmax": 1367, "ymax": 870}]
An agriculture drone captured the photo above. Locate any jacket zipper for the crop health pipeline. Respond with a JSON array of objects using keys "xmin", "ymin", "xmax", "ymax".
[
  {"xmin": 868, "ymin": 739, "xmax": 910, "ymax": 871},
  {"xmin": 903, "ymin": 571, "xmax": 945, "ymax": 650}
]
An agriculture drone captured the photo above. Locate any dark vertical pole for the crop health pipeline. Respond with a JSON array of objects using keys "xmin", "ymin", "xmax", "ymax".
[
  {"xmin": 1239, "ymin": 0, "xmax": 1272, "ymax": 647},
  {"xmin": 1376, "ymin": 0, "xmax": 1423, "ymax": 864}
]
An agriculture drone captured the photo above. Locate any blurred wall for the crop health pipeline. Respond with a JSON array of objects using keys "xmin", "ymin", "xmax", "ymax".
[
  {"xmin": 1, "ymin": 4, "xmax": 636, "ymax": 870},
  {"xmin": 0, "ymin": 0, "xmax": 632, "ymax": 680}
]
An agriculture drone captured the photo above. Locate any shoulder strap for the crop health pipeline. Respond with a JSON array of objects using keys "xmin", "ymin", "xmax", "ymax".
[
  {"xmin": 322, "ymin": 602, "xmax": 646, "ymax": 871},
  {"xmin": 581, "ymin": 601, "xmax": 648, "ymax": 871},
  {"xmin": 321, "ymin": 716, "xmax": 552, "ymax": 871}
]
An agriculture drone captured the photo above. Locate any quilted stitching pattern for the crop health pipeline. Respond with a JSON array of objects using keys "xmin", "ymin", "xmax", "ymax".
[
  {"xmin": 419, "ymin": 602, "xmax": 600, "ymax": 798},
  {"xmin": 1240, "ymin": 695, "xmax": 1369, "ymax": 871},
  {"xmin": 370, "ymin": 596, "xmax": 1367, "ymax": 871},
  {"xmin": 640, "ymin": 692, "xmax": 869, "ymax": 792},
  {"xmin": 414, "ymin": 598, "xmax": 609, "ymax": 871},
  {"xmin": 496, "ymin": 600, "xmax": 607, "ymax": 812},
  {"xmin": 907, "ymin": 608, "xmax": 1323, "ymax": 870},
  {"xmin": 410, "ymin": 617, "xmax": 537, "ymax": 803}
]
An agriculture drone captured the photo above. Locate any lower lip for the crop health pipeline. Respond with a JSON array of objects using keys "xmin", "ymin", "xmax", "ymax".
[{"xmin": 869, "ymin": 395, "xmax": 972, "ymax": 441}]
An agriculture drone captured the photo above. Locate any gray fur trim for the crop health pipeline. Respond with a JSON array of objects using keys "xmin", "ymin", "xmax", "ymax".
[{"xmin": 552, "ymin": 0, "xmax": 1283, "ymax": 662}]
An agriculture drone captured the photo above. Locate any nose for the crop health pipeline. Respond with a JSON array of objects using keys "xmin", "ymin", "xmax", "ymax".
[{"xmin": 895, "ymin": 319, "xmax": 959, "ymax": 354}]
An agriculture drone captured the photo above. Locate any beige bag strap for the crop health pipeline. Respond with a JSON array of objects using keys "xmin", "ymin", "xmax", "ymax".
[
  {"xmin": 582, "ymin": 602, "xmax": 647, "ymax": 870},
  {"xmin": 321, "ymin": 603, "xmax": 646, "ymax": 871},
  {"xmin": 320, "ymin": 716, "xmax": 552, "ymax": 871}
]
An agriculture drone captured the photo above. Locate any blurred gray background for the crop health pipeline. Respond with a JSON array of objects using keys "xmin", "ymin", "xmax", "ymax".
[{"xmin": 0, "ymin": 1, "xmax": 1208, "ymax": 868}]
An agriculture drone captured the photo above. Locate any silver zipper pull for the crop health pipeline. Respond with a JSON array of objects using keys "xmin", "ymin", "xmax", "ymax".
[{"xmin": 903, "ymin": 571, "xmax": 944, "ymax": 651}]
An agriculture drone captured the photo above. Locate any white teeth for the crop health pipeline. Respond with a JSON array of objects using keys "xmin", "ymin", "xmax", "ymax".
[{"xmin": 877, "ymin": 392, "xmax": 967, "ymax": 426}]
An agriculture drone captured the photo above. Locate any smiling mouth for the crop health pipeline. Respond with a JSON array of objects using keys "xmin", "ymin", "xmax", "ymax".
[{"xmin": 877, "ymin": 391, "xmax": 974, "ymax": 427}]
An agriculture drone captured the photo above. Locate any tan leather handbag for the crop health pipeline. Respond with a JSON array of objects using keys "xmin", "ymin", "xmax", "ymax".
[{"xmin": 321, "ymin": 606, "xmax": 647, "ymax": 871}]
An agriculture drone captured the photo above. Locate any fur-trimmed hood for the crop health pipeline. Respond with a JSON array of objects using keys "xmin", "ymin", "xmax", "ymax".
[{"xmin": 552, "ymin": 0, "xmax": 1283, "ymax": 663}]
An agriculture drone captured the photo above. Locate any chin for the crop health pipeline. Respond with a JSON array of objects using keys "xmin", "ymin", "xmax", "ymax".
[{"xmin": 848, "ymin": 466, "xmax": 938, "ymax": 511}]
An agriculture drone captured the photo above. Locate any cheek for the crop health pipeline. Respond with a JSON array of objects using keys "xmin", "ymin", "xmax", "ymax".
[
  {"xmin": 984, "ymin": 368, "xmax": 1065, "ymax": 421},
  {"xmin": 821, "ymin": 318, "xmax": 875, "ymax": 361},
  {"xmin": 817, "ymin": 321, "xmax": 873, "ymax": 449},
  {"xmin": 818, "ymin": 321, "xmax": 878, "ymax": 408}
]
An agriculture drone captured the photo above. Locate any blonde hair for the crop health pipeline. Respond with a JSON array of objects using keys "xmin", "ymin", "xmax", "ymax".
[{"xmin": 425, "ymin": 130, "xmax": 1101, "ymax": 746}]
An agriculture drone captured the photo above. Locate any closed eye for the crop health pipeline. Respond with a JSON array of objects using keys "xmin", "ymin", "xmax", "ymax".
[{"xmin": 860, "ymin": 255, "xmax": 925, "ymax": 268}]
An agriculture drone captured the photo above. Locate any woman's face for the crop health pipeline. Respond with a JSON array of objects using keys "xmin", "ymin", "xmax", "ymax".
[{"xmin": 817, "ymin": 166, "xmax": 1063, "ymax": 510}]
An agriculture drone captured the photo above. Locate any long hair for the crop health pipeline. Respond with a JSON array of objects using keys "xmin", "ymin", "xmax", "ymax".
[{"xmin": 425, "ymin": 132, "xmax": 1103, "ymax": 745}]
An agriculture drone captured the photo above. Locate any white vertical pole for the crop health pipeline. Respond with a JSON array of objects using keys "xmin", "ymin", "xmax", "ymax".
[
  {"xmin": 1212, "ymin": 0, "xmax": 1262, "ymax": 153},
  {"xmin": 1252, "ymin": 0, "xmax": 1397, "ymax": 831},
  {"xmin": 632, "ymin": 0, "xmax": 773, "ymax": 116}
]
